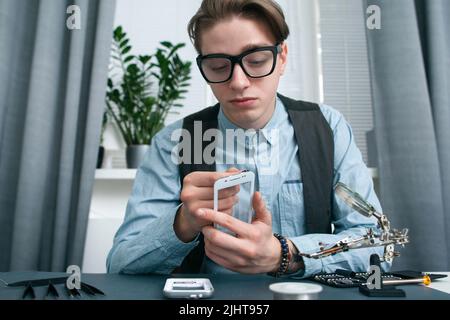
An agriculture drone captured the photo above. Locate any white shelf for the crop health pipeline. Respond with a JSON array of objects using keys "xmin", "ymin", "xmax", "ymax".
[{"xmin": 95, "ymin": 169, "xmax": 137, "ymax": 180}]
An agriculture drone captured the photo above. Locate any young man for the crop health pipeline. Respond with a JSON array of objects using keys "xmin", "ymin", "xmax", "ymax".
[{"xmin": 107, "ymin": 0, "xmax": 387, "ymax": 277}]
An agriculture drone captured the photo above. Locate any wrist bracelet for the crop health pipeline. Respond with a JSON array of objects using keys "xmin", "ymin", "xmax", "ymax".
[{"xmin": 268, "ymin": 233, "xmax": 291, "ymax": 277}]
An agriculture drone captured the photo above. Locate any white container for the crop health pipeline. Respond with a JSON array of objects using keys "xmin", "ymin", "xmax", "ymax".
[{"xmin": 269, "ymin": 282, "xmax": 323, "ymax": 300}]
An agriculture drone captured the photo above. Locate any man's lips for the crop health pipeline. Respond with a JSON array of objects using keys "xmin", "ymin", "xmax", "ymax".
[{"xmin": 229, "ymin": 97, "xmax": 257, "ymax": 103}]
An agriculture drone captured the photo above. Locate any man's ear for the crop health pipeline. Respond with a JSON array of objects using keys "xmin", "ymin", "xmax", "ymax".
[{"xmin": 279, "ymin": 42, "xmax": 288, "ymax": 75}]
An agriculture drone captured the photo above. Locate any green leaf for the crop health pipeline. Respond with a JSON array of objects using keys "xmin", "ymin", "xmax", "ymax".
[
  {"xmin": 121, "ymin": 45, "xmax": 132, "ymax": 55},
  {"xmin": 126, "ymin": 64, "xmax": 138, "ymax": 73},
  {"xmin": 113, "ymin": 26, "xmax": 123, "ymax": 39},
  {"xmin": 160, "ymin": 41, "xmax": 173, "ymax": 48},
  {"xmin": 167, "ymin": 43, "xmax": 185, "ymax": 59},
  {"xmin": 113, "ymin": 26, "xmax": 126, "ymax": 42},
  {"xmin": 119, "ymin": 38, "xmax": 129, "ymax": 49},
  {"xmin": 139, "ymin": 55, "xmax": 152, "ymax": 64},
  {"xmin": 123, "ymin": 55, "xmax": 135, "ymax": 63}
]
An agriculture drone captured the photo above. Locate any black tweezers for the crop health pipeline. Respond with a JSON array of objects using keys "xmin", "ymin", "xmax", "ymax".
[{"xmin": 6, "ymin": 276, "xmax": 105, "ymax": 299}]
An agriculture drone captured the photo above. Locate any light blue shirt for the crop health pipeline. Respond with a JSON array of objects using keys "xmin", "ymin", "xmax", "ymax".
[{"xmin": 106, "ymin": 96, "xmax": 389, "ymax": 277}]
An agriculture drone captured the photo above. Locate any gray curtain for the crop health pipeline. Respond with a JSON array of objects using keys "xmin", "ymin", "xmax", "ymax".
[
  {"xmin": 365, "ymin": 0, "xmax": 450, "ymax": 270},
  {"xmin": 0, "ymin": 0, "xmax": 115, "ymax": 271}
]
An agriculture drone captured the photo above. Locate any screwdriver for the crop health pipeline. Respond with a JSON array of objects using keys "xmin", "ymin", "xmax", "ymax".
[{"xmin": 383, "ymin": 275, "xmax": 431, "ymax": 286}]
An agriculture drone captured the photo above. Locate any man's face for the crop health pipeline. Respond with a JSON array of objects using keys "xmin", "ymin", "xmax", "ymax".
[{"xmin": 199, "ymin": 16, "xmax": 288, "ymax": 129}]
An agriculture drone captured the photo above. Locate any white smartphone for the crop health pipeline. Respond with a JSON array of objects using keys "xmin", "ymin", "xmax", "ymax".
[
  {"xmin": 163, "ymin": 278, "xmax": 214, "ymax": 299},
  {"xmin": 213, "ymin": 170, "xmax": 255, "ymax": 235}
]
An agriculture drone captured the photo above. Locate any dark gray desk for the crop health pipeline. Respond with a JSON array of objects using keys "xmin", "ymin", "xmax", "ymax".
[{"xmin": 0, "ymin": 272, "xmax": 449, "ymax": 300}]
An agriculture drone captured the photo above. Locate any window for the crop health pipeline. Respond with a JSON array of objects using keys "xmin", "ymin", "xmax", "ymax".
[{"xmin": 318, "ymin": 0, "xmax": 374, "ymax": 164}]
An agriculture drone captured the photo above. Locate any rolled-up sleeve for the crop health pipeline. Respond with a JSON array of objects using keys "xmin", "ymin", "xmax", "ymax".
[{"xmin": 288, "ymin": 105, "xmax": 390, "ymax": 279}]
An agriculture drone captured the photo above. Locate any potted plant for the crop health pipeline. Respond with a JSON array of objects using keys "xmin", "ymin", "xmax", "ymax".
[{"xmin": 106, "ymin": 26, "xmax": 191, "ymax": 168}]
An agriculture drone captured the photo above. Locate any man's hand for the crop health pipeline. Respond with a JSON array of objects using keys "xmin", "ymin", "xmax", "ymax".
[
  {"xmin": 200, "ymin": 191, "xmax": 282, "ymax": 274},
  {"xmin": 174, "ymin": 167, "xmax": 241, "ymax": 243}
]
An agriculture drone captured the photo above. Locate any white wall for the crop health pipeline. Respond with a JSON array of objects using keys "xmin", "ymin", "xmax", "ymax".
[{"xmin": 83, "ymin": 177, "xmax": 134, "ymax": 273}]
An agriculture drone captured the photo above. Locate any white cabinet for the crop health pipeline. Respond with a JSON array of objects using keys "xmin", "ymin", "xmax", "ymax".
[{"xmin": 82, "ymin": 169, "xmax": 136, "ymax": 273}]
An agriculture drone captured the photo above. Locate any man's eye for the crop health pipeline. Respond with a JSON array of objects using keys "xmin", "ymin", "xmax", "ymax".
[
  {"xmin": 211, "ymin": 65, "xmax": 228, "ymax": 71},
  {"xmin": 248, "ymin": 59, "xmax": 268, "ymax": 66}
]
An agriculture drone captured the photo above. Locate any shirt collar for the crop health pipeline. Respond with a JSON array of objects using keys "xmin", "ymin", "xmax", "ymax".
[{"xmin": 218, "ymin": 95, "xmax": 287, "ymax": 146}]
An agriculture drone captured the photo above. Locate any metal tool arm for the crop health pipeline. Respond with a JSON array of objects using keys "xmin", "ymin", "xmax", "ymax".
[{"xmin": 299, "ymin": 183, "xmax": 409, "ymax": 263}]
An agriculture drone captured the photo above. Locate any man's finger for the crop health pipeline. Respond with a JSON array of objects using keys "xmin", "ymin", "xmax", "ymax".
[
  {"xmin": 252, "ymin": 192, "xmax": 272, "ymax": 225},
  {"xmin": 204, "ymin": 245, "xmax": 235, "ymax": 271},
  {"xmin": 189, "ymin": 196, "xmax": 237, "ymax": 218},
  {"xmin": 207, "ymin": 168, "xmax": 244, "ymax": 186},
  {"xmin": 204, "ymin": 236, "xmax": 247, "ymax": 265},
  {"xmin": 184, "ymin": 185, "xmax": 239, "ymax": 201},
  {"xmin": 209, "ymin": 167, "xmax": 242, "ymax": 186},
  {"xmin": 200, "ymin": 208, "xmax": 253, "ymax": 238},
  {"xmin": 186, "ymin": 170, "xmax": 242, "ymax": 187},
  {"xmin": 218, "ymin": 185, "xmax": 240, "ymax": 198},
  {"xmin": 204, "ymin": 226, "xmax": 257, "ymax": 257},
  {"xmin": 217, "ymin": 196, "xmax": 239, "ymax": 211}
]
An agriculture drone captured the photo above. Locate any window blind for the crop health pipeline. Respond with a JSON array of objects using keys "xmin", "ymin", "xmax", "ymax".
[{"xmin": 318, "ymin": 0, "xmax": 373, "ymax": 164}]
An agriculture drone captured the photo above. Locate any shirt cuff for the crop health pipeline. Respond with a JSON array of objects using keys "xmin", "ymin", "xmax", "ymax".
[
  {"xmin": 159, "ymin": 203, "xmax": 200, "ymax": 251},
  {"xmin": 136, "ymin": 204, "xmax": 200, "ymax": 273},
  {"xmin": 288, "ymin": 235, "xmax": 325, "ymax": 278}
]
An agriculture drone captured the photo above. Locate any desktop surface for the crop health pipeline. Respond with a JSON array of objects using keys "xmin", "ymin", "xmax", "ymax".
[{"xmin": 0, "ymin": 272, "xmax": 449, "ymax": 300}]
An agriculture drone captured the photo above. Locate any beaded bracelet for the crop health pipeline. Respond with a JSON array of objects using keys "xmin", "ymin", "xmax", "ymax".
[{"xmin": 268, "ymin": 233, "xmax": 291, "ymax": 277}]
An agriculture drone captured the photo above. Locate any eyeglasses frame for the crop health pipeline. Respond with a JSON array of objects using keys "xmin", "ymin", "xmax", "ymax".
[{"xmin": 196, "ymin": 43, "xmax": 282, "ymax": 84}]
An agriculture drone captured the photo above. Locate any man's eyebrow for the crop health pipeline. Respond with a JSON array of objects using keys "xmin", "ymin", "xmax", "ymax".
[
  {"xmin": 240, "ymin": 43, "xmax": 274, "ymax": 51},
  {"xmin": 201, "ymin": 43, "xmax": 274, "ymax": 56}
]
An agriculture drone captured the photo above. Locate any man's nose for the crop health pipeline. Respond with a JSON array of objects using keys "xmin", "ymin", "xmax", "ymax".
[{"xmin": 229, "ymin": 63, "xmax": 250, "ymax": 90}]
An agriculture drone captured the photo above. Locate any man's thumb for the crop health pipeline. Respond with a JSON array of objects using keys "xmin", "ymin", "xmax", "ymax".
[{"xmin": 252, "ymin": 192, "xmax": 271, "ymax": 225}]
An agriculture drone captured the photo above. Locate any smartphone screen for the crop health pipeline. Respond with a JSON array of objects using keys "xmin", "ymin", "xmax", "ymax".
[{"xmin": 214, "ymin": 172, "xmax": 255, "ymax": 235}]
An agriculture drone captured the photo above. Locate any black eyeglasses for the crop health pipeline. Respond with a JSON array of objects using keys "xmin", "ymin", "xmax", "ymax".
[{"xmin": 196, "ymin": 43, "xmax": 282, "ymax": 83}]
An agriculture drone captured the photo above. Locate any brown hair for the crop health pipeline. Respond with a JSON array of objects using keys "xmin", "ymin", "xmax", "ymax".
[{"xmin": 187, "ymin": 0, "xmax": 290, "ymax": 53}]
